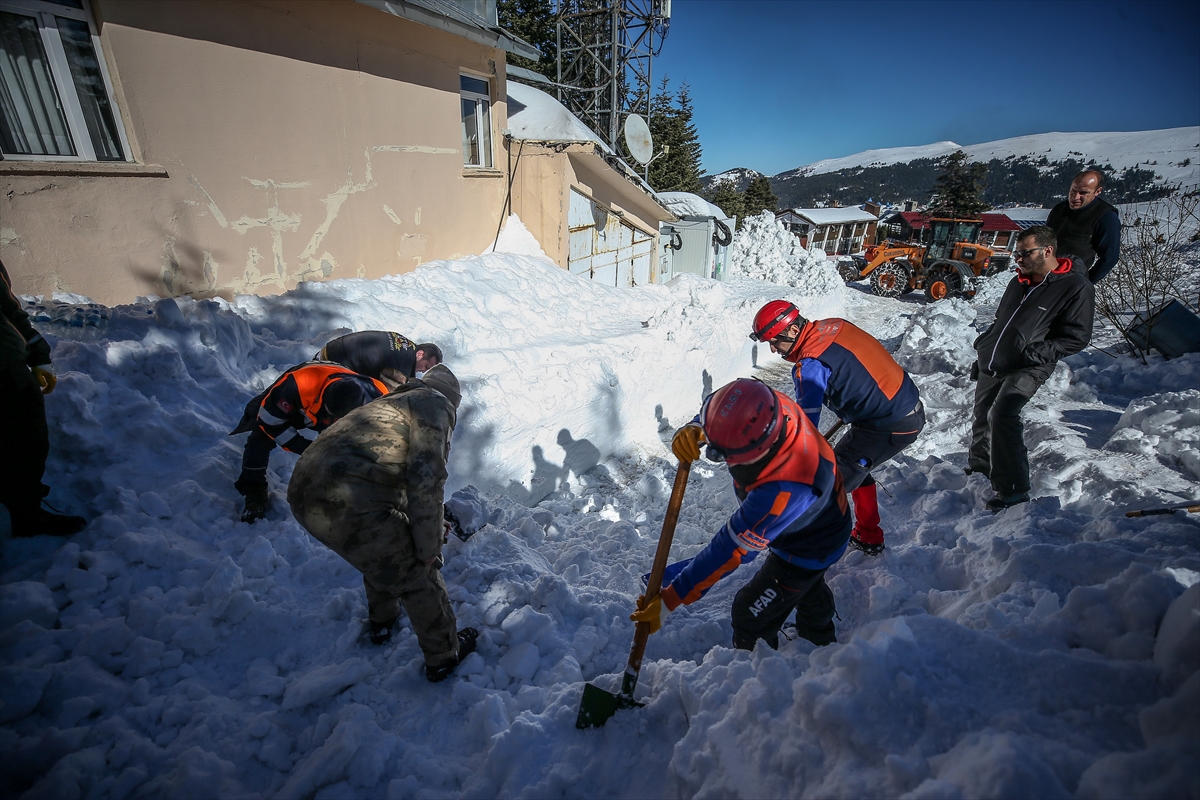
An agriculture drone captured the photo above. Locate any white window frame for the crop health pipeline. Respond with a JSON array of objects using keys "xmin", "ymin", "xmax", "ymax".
[
  {"xmin": 0, "ymin": 0, "xmax": 131, "ymax": 161},
  {"xmin": 459, "ymin": 72, "xmax": 492, "ymax": 169}
]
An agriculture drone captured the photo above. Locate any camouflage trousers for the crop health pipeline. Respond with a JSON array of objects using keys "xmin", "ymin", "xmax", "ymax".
[{"xmin": 288, "ymin": 482, "xmax": 459, "ymax": 666}]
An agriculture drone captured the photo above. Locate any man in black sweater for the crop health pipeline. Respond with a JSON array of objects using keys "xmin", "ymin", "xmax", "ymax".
[
  {"xmin": 1046, "ymin": 170, "xmax": 1121, "ymax": 283},
  {"xmin": 969, "ymin": 226, "xmax": 1095, "ymax": 512}
]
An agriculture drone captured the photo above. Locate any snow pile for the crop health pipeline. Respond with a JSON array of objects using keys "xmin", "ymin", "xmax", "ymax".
[
  {"xmin": 481, "ymin": 213, "xmax": 548, "ymax": 259},
  {"xmin": 506, "ymin": 82, "xmax": 609, "ymax": 149},
  {"xmin": 725, "ymin": 211, "xmax": 846, "ymax": 319},
  {"xmin": 893, "ymin": 297, "xmax": 978, "ymax": 376},
  {"xmin": 1, "ymin": 223, "xmax": 1198, "ymax": 799}
]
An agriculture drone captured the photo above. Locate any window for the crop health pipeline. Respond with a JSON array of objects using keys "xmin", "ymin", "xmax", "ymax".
[
  {"xmin": 0, "ymin": 0, "xmax": 128, "ymax": 161},
  {"xmin": 459, "ymin": 74, "xmax": 491, "ymax": 169}
]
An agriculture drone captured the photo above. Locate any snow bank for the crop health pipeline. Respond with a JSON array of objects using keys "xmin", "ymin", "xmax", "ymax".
[{"xmin": 2, "ymin": 219, "xmax": 1198, "ymax": 799}]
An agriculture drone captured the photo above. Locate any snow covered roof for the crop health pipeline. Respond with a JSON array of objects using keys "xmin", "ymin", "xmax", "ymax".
[
  {"xmin": 658, "ymin": 192, "xmax": 728, "ymax": 220},
  {"xmin": 789, "ymin": 207, "xmax": 878, "ymax": 225},
  {"xmin": 506, "ymin": 82, "xmax": 611, "ymax": 153},
  {"xmin": 1004, "ymin": 207, "xmax": 1053, "ymax": 224}
]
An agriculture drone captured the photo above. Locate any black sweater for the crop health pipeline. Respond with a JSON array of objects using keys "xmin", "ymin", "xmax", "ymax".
[{"xmin": 974, "ymin": 257, "xmax": 1095, "ymax": 377}]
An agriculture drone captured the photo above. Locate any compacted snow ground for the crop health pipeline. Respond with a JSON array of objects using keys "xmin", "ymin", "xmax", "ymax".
[{"xmin": 1, "ymin": 241, "xmax": 1198, "ymax": 799}]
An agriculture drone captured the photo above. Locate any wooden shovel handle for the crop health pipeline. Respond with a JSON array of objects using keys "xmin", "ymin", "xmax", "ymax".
[{"xmin": 624, "ymin": 461, "xmax": 691, "ymax": 691}]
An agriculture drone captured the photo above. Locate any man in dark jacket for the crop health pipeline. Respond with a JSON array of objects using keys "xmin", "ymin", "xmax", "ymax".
[
  {"xmin": 230, "ymin": 363, "xmax": 391, "ymax": 522},
  {"xmin": 316, "ymin": 331, "xmax": 443, "ymax": 380},
  {"xmin": 969, "ymin": 226, "xmax": 1094, "ymax": 511},
  {"xmin": 0, "ymin": 260, "xmax": 86, "ymax": 537},
  {"xmin": 1046, "ymin": 170, "xmax": 1121, "ymax": 283}
]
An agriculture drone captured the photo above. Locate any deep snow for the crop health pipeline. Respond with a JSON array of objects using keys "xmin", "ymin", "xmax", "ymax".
[{"xmin": 1, "ymin": 216, "xmax": 1198, "ymax": 800}]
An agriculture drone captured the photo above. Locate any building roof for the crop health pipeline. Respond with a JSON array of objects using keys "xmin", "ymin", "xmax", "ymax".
[
  {"xmin": 357, "ymin": 0, "xmax": 541, "ymax": 59},
  {"xmin": 981, "ymin": 213, "xmax": 1021, "ymax": 232},
  {"xmin": 789, "ymin": 207, "xmax": 878, "ymax": 226}
]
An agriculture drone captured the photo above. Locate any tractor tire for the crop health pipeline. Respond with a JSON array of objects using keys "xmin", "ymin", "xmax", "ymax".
[
  {"xmin": 870, "ymin": 261, "xmax": 911, "ymax": 299},
  {"xmin": 924, "ymin": 269, "xmax": 960, "ymax": 302}
]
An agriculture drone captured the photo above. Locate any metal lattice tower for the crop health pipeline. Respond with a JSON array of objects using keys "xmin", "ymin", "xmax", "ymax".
[{"xmin": 556, "ymin": 0, "xmax": 671, "ymax": 153}]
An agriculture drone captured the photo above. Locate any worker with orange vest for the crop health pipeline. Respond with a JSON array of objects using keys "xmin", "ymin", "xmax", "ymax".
[
  {"xmin": 748, "ymin": 300, "xmax": 925, "ymax": 556},
  {"xmin": 631, "ymin": 379, "xmax": 852, "ymax": 650},
  {"xmin": 230, "ymin": 362, "xmax": 393, "ymax": 522}
]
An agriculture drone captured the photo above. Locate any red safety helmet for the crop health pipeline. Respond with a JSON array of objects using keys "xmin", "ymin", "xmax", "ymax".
[
  {"xmin": 700, "ymin": 379, "xmax": 783, "ymax": 465},
  {"xmin": 750, "ymin": 300, "xmax": 803, "ymax": 342}
]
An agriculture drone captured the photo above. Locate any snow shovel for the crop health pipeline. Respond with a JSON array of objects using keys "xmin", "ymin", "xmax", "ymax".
[
  {"xmin": 1125, "ymin": 501, "xmax": 1200, "ymax": 517},
  {"xmin": 576, "ymin": 460, "xmax": 691, "ymax": 729}
]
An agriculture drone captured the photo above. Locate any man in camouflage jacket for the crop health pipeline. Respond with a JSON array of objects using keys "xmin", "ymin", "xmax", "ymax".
[{"xmin": 286, "ymin": 363, "xmax": 477, "ymax": 681}]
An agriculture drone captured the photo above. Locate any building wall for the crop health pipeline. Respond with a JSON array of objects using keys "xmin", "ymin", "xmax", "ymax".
[
  {"xmin": 507, "ymin": 140, "xmax": 668, "ymax": 282},
  {"xmin": 0, "ymin": 0, "xmax": 509, "ymax": 305}
]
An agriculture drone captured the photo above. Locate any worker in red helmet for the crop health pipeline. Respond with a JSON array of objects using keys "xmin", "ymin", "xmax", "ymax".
[
  {"xmin": 631, "ymin": 379, "xmax": 852, "ymax": 650},
  {"xmin": 748, "ymin": 300, "xmax": 925, "ymax": 556}
]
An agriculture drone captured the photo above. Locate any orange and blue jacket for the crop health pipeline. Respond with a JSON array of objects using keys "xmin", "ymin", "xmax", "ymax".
[
  {"xmin": 661, "ymin": 392, "xmax": 852, "ymax": 611},
  {"xmin": 785, "ymin": 318, "xmax": 920, "ymax": 430},
  {"xmin": 254, "ymin": 363, "xmax": 387, "ymax": 454}
]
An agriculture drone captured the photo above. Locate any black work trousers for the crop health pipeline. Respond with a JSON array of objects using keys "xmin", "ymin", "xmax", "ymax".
[
  {"xmin": 237, "ymin": 428, "xmax": 275, "ymax": 489},
  {"xmin": 0, "ymin": 363, "xmax": 50, "ymax": 515},
  {"xmin": 968, "ymin": 368, "xmax": 1048, "ymax": 497},
  {"xmin": 731, "ymin": 554, "xmax": 836, "ymax": 650},
  {"xmin": 834, "ymin": 406, "xmax": 925, "ymax": 492}
]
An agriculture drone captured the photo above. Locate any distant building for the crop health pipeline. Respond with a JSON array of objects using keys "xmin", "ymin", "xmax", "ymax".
[{"xmin": 775, "ymin": 206, "xmax": 878, "ymax": 256}]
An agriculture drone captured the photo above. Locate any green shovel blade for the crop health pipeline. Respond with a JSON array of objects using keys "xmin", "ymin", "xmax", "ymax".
[{"xmin": 575, "ymin": 682, "xmax": 643, "ymax": 729}]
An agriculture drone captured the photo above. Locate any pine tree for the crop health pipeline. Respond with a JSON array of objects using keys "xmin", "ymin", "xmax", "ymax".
[
  {"xmin": 498, "ymin": 0, "xmax": 558, "ymax": 81},
  {"xmin": 705, "ymin": 180, "xmax": 745, "ymax": 222},
  {"xmin": 742, "ymin": 175, "xmax": 778, "ymax": 219},
  {"xmin": 648, "ymin": 79, "xmax": 704, "ymax": 193},
  {"xmin": 926, "ymin": 150, "xmax": 989, "ymax": 218}
]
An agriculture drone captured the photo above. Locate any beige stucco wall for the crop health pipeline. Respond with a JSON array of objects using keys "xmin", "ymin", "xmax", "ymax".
[
  {"xmin": 507, "ymin": 140, "xmax": 670, "ymax": 272},
  {"xmin": 0, "ymin": 0, "xmax": 510, "ymax": 305}
]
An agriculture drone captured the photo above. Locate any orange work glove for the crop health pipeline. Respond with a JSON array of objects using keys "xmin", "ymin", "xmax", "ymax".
[
  {"xmin": 629, "ymin": 593, "xmax": 671, "ymax": 634},
  {"xmin": 671, "ymin": 423, "xmax": 705, "ymax": 464},
  {"xmin": 32, "ymin": 365, "xmax": 56, "ymax": 395}
]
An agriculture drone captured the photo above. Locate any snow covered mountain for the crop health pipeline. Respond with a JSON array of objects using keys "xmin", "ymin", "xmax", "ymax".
[
  {"xmin": 780, "ymin": 126, "xmax": 1199, "ymax": 186},
  {"xmin": 705, "ymin": 167, "xmax": 763, "ymax": 192}
]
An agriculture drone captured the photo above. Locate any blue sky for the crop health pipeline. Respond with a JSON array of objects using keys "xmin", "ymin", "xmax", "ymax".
[{"xmin": 651, "ymin": 0, "xmax": 1200, "ymax": 176}]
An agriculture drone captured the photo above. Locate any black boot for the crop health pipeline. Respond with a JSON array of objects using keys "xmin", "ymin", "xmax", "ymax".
[
  {"xmin": 10, "ymin": 506, "xmax": 87, "ymax": 538},
  {"xmin": 368, "ymin": 617, "xmax": 399, "ymax": 645},
  {"xmin": 236, "ymin": 481, "xmax": 269, "ymax": 523},
  {"xmin": 425, "ymin": 628, "xmax": 479, "ymax": 682}
]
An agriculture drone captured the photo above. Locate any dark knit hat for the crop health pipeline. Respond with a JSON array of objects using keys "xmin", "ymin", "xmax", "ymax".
[{"xmin": 421, "ymin": 363, "xmax": 461, "ymax": 410}]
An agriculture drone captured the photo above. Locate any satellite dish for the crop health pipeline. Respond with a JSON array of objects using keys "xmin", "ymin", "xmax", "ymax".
[{"xmin": 624, "ymin": 114, "xmax": 654, "ymax": 165}]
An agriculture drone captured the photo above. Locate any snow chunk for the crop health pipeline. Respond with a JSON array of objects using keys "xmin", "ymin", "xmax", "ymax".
[
  {"xmin": 1106, "ymin": 390, "xmax": 1200, "ymax": 479},
  {"xmin": 1153, "ymin": 582, "xmax": 1200, "ymax": 690},
  {"xmin": 498, "ymin": 642, "xmax": 540, "ymax": 682},
  {"xmin": 282, "ymin": 659, "xmax": 374, "ymax": 710},
  {"xmin": 0, "ymin": 582, "xmax": 59, "ymax": 631}
]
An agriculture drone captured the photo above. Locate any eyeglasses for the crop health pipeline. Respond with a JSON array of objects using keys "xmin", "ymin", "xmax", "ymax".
[
  {"xmin": 1013, "ymin": 246, "xmax": 1045, "ymax": 260},
  {"xmin": 768, "ymin": 335, "xmax": 795, "ymax": 350}
]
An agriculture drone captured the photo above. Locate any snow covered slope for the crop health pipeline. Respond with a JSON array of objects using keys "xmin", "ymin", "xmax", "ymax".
[{"xmin": 780, "ymin": 126, "xmax": 1200, "ymax": 186}]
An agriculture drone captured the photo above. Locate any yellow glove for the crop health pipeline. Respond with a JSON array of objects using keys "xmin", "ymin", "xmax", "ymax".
[
  {"xmin": 671, "ymin": 423, "xmax": 705, "ymax": 463},
  {"xmin": 32, "ymin": 365, "xmax": 57, "ymax": 395},
  {"xmin": 629, "ymin": 593, "xmax": 670, "ymax": 634}
]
